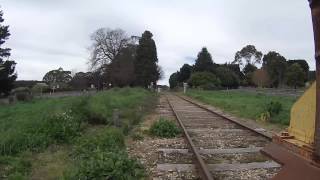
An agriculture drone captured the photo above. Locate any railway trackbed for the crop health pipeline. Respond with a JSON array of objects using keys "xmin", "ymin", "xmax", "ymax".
[{"xmin": 156, "ymin": 94, "xmax": 281, "ymax": 180}]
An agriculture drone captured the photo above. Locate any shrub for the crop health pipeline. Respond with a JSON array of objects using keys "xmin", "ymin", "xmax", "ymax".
[
  {"xmin": 13, "ymin": 87, "xmax": 33, "ymax": 102},
  {"xmin": 65, "ymin": 150, "xmax": 145, "ymax": 180},
  {"xmin": 73, "ymin": 128, "xmax": 125, "ymax": 157},
  {"xmin": 66, "ymin": 128, "xmax": 145, "ymax": 179},
  {"xmin": 265, "ymin": 101, "xmax": 282, "ymax": 116},
  {"xmin": 43, "ymin": 111, "xmax": 81, "ymax": 143},
  {"xmin": 215, "ymin": 67, "xmax": 240, "ymax": 89},
  {"xmin": 188, "ymin": 72, "xmax": 220, "ymax": 89},
  {"xmin": 31, "ymin": 83, "xmax": 50, "ymax": 94},
  {"xmin": 150, "ymin": 118, "xmax": 181, "ymax": 138}
]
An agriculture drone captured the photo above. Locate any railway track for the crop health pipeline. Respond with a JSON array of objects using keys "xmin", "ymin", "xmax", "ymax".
[{"xmin": 156, "ymin": 94, "xmax": 281, "ymax": 179}]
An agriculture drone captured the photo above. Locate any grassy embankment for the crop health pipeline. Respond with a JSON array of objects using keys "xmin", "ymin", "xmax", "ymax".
[
  {"xmin": 0, "ymin": 88, "xmax": 156, "ymax": 179},
  {"xmin": 186, "ymin": 90, "xmax": 297, "ymax": 127}
]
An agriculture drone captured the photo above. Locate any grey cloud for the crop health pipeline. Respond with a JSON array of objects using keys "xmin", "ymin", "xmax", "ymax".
[{"xmin": 0, "ymin": 0, "xmax": 315, "ymax": 85}]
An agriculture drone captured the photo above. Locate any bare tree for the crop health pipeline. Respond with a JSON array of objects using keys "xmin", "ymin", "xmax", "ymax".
[{"xmin": 89, "ymin": 28, "xmax": 129, "ymax": 69}]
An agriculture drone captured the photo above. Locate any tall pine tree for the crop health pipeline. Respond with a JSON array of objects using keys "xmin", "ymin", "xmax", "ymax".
[
  {"xmin": 134, "ymin": 31, "xmax": 159, "ymax": 87},
  {"xmin": 194, "ymin": 47, "xmax": 214, "ymax": 72},
  {"xmin": 0, "ymin": 10, "xmax": 17, "ymax": 96}
]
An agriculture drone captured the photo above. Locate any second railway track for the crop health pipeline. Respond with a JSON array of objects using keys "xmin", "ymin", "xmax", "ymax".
[{"xmin": 157, "ymin": 94, "xmax": 281, "ymax": 180}]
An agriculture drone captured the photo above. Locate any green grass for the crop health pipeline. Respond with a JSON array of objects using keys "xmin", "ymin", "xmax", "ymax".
[
  {"xmin": 64, "ymin": 127, "xmax": 145, "ymax": 179},
  {"xmin": 0, "ymin": 88, "xmax": 156, "ymax": 179},
  {"xmin": 186, "ymin": 90, "xmax": 297, "ymax": 126}
]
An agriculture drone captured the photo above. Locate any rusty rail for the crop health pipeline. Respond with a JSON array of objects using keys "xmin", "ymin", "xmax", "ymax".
[{"xmin": 166, "ymin": 96, "xmax": 214, "ymax": 180}]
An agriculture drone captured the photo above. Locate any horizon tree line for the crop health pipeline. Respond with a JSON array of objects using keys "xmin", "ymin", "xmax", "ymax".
[{"xmin": 170, "ymin": 45, "xmax": 312, "ymax": 89}]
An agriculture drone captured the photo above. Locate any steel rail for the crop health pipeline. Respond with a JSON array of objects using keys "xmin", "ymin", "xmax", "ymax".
[
  {"xmin": 176, "ymin": 94, "xmax": 272, "ymax": 140},
  {"xmin": 166, "ymin": 96, "xmax": 214, "ymax": 180}
]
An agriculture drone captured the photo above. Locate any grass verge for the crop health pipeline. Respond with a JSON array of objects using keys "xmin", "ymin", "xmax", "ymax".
[
  {"xmin": 0, "ymin": 88, "xmax": 156, "ymax": 179},
  {"xmin": 186, "ymin": 90, "xmax": 297, "ymax": 126}
]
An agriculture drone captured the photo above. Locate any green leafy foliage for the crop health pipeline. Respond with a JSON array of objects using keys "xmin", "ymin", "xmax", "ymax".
[
  {"xmin": 0, "ymin": 88, "xmax": 155, "ymax": 178},
  {"xmin": 0, "ymin": 88, "xmax": 154, "ymax": 156},
  {"xmin": 265, "ymin": 101, "xmax": 283, "ymax": 117},
  {"xmin": 0, "ymin": 10, "xmax": 17, "ymax": 96},
  {"xmin": 65, "ymin": 128, "xmax": 145, "ymax": 179},
  {"xmin": 13, "ymin": 87, "xmax": 33, "ymax": 102},
  {"xmin": 169, "ymin": 72, "xmax": 179, "ymax": 89},
  {"xmin": 193, "ymin": 47, "xmax": 214, "ymax": 72},
  {"xmin": 188, "ymin": 72, "xmax": 220, "ymax": 89},
  {"xmin": 215, "ymin": 67, "xmax": 240, "ymax": 88},
  {"xmin": 134, "ymin": 30, "xmax": 160, "ymax": 87},
  {"xmin": 150, "ymin": 118, "xmax": 181, "ymax": 138},
  {"xmin": 233, "ymin": 45, "xmax": 262, "ymax": 67},
  {"xmin": 43, "ymin": 111, "xmax": 82, "ymax": 143},
  {"xmin": 262, "ymin": 51, "xmax": 287, "ymax": 87},
  {"xmin": 286, "ymin": 63, "xmax": 306, "ymax": 88}
]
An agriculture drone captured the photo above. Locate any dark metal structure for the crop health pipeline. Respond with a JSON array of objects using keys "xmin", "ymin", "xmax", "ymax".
[{"xmin": 309, "ymin": 0, "xmax": 320, "ymax": 161}]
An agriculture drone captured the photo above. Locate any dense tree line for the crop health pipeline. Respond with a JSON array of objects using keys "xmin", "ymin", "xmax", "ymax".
[
  {"xmin": 0, "ymin": 10, "xmax": 17, "ymax": 96},
  {"xmin": 170, "ymin": 45, "xmax": 312, "ymax": 89},
  {"xmin": 170, "ymin": 47, "xmax": 240, "ymax": 89},
  {"xmin": 39, "ymin": 29, "xmax": 162, "ymax": 91}
]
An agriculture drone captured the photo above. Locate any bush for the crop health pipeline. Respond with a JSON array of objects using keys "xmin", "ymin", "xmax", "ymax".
[
  {"xmin": 188, "ymin": 72, "xmax": 220, "ymax": 89},
  {"xmin": 73, "ymin": 128, "xmax": 125, "ymax": 157},
  {"xmin": 66, "ymin": 150, "xmax": 145, "ymax": 180},
  {"xmin": 31, "ymin": 83, "xmax": 50, "ymax": 94},
  {"xmin": 43, "ymin": 111, "xmax": 81, "ymax": 143},
  {"xmin": 265, "ymin": 101, "xmax": 282, "ymax": 116},
  {"xmin": 150, "ymin": 118, "xmax": 181, "ymax": 138},
  {"xmin": 13, "ymin": 87, "xmax": 33, "ymax": 102},
  {"xmin": 66, "ymin": 128, "xmax": 145, "ymax": 179},
  {"xmin": 215, "ymin": 67, "xmax": 240, "ymax": 89}
]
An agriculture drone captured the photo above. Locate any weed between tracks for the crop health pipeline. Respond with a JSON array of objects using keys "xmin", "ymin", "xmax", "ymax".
[
  {"xmin": 150, "ymin": 118, "xmax": 181, "ymax": 138},
  {"xmin": 0, "ymin": 88, "xmax": 156, "ymax": 179}
]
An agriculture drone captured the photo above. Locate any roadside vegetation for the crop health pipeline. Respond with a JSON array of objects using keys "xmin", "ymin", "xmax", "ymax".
[
  {"xmin": 150, "ymin": 118, "xmax": 181, "ymax": 138},
  {"xmin": 186, "ymin": 90, "xmax": 297, "ymax": 126},
  {"xmin": 0, "ymin": 88, "xmax": 156, "ymax": 179}
]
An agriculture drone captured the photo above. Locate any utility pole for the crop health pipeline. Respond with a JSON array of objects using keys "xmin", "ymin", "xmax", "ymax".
[{"xmin": 309, "ymin": 0, "xmax": 320, "ymax": 161}]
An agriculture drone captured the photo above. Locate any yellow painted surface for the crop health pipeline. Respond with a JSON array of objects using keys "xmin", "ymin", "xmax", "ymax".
[{"xmin": 288, "ymin": 82, "xmax": 316, "ymax": 144}]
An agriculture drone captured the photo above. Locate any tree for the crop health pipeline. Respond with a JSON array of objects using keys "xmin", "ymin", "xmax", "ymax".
[
  {"xmin": 252, "ymin": 69, "xmax": 271, "ymax": 87},
  {"xmin": 286, "ymin": 63, "xmax": 306, "ymax": 89},
  {"xmin": 70, "ymin": 72, "xmax": 90, "ymax": 90},
  {"xmin": 243, "ymin": 63, "xmax": 258, "ymax": 86},
  {"xmin": 262, "ymin": 51, "xmax": 287, "ymax": 87},
  {"xmin": 134, "ymin": 30, "xmax": 160, "ymax": 87},
  {"xmin": 43, "ymin": 67, "xmax": 72, "ymax": 88},
  {"xmin": 193, "ymin": 47, "xmax": 214, "ymax": 72},
  {"xmin": 178, "ymin": 64, "xmax": 192, "ymax": 82},
  {"xmin": 107, "ymin": 45, "xmax": 136, "ymax": 87},
  {"xmin": 89, "ymin": 28, "xmax": 129, "ymax": 69},
  {"xmin": 215, "ymin": 67, "xmax": 240, "ymax": 88},
  {"xmin": 233, "ymin": 45, "xmax": 262, "ymax": 68},
  {"xmin": 169, "ymin": 72, "xmax": 179, "ymax": 89},
  {"xmin": 0, "ymin": 10, "xmax": 17, "ymax": 96},
  {"xmin": 287, "ymin": 59, "xmax": 309, "ymax": 81},
  {"xmin": 188, "ymin": 72, "xmax": 220, "ymax": 89}
]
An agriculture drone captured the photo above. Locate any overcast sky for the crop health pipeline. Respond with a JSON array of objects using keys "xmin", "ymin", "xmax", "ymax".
[{"xmin": 0, "ymin": 0, "xmax": 315, "ymax": 85}]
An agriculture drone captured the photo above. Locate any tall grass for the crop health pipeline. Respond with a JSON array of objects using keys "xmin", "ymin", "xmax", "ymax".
[
  {"xmin": 186, "ymin": 90, "xmax": 297, "ymax": 125},
  {"xmin": 0, "ymin": 88, "xmax": 155, "ymax": 178}
]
